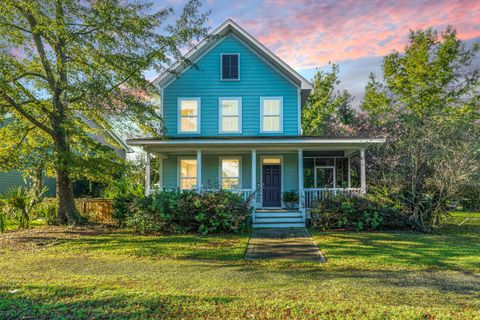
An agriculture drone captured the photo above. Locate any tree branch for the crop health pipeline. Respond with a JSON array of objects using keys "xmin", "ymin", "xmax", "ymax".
[{"xmin": 3, "ymin": 94, "xmax": 54, "ymax": 135}]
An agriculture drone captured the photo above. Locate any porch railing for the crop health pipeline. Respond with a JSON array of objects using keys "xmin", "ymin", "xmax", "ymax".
[{"xmin": 303, "ymin": 188, "xmax": 363, "ymax": 209}]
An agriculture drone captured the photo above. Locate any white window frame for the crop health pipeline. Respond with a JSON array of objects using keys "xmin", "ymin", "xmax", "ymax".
[
  {"xmin": 220, "ymin": 53, "xmax": 240, "ymax": 81},
  {"xmin": 219, "ymin": 156, "xmax": 242, "ymax": 190},
  {"xmin": 177, "ymin": 98, "xmax": 201, "ymax": 134},
  {"xmin": 260, "ymin": 97, "xmax": 283, "ymax": 133},
  {"xmin": 177, "ymin": 157, "xmax": 198, "ymax": 190},
  {"xmin": 218, "ymin": 97, "xmax": 242, "ymax": 134}
]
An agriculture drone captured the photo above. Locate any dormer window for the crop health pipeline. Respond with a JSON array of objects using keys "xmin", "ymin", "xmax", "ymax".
[{"xmin": 221, "ymin": 53, "xmax": 239, "ymax": 80}]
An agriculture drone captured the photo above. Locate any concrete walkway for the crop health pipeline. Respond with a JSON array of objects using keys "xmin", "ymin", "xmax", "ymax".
[{"xmin": 245, "ymin": 228, "xmax": 326, "ymax": 262}]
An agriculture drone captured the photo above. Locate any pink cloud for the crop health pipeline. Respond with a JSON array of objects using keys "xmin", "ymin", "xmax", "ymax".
[{"xmin": 234, "ymin": 0, "xmax": 480, "ymax": 69}]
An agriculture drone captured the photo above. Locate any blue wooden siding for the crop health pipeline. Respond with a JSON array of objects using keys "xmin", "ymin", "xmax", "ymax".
[
  {"xmin": 0, "ymin": 170, "xmax": 56, "ymax": 196},
  {"xmin": 163, "ymin": 34, "xmax": 299, "ymax": 136},
  {"xmin": 162, "ymin": 152, "xmax": 299, "ymax": 207}
]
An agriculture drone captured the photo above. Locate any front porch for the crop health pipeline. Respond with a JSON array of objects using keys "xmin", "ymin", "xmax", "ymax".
[{"xmin": 129, "ymin": 137, "xmax": 383, "ymax": 216}]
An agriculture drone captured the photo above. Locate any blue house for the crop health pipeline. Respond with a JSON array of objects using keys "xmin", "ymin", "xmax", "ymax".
[{"xmin": 127, "ymin": 20, "xmax": 383, "ymax": 228}]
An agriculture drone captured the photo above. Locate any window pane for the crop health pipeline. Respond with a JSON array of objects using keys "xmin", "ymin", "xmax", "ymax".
[
  {"xmin": 180, "ymin": 178, "xmax": 197, "ymax": 190},
  {"xmin": 263, "ymin": 116, "xmax": 280, "ymax": 131},
  {"xmin": 221, "ymin": 100, "xmax": 239, "ymax": 116},
  {"xmin": 316, "ymin": 167, "xmax": 334, "ymax": 188},
  {"xmin": 222, "ymin": 159, "xmax": 239, "ymax": 178},
  {"xmin": 180, "ymin": 100, "xmax": 198, "ymax": 116},
  {"xmin": 222, "ymin": 54, "xmax": 239, "ymax": 80},
  {"xmin": 222, "ymin": 117, "xmax": 239, "ymax": 132},
  {"xmin": 222, "ymin": 178, "xmax": 239, "ymax": 189},
  {"xmin": 263, "ymin": 99, "xmax": 280, "ymax": 115},
  {"xmin": 262, "ymin": 158, "xmax": 281, "ymax": 164},
  {"xmin": 181, "ymin": 117, "xmax": 197, "ymax": 132},
  {"xmin": 180, "ymin": 159, "xmax": 197, "ymax": 177}
]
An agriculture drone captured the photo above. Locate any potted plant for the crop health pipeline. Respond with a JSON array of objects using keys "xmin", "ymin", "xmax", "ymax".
[{"xmin": 282, "ymin": 190, "xmax": 299, "ymax": 210}]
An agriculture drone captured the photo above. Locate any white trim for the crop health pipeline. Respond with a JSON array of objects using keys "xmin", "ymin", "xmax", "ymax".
[
  {"xmin": 230, "ymin": 33, "xmax": 300, "ymax": 89},
  {"xmin": 177, "ymin": 98, "xmax": 201, "ymax": 134},
  {"xmin": 360, "ymin": 148, "xmax": 366, "ymax": 194},
  {"xmin": 153, "ymin": 19, "xmax": 313, "ymax": 90},
  {"xmin": 218, "ymin": 97, "xmax": 242, "ymax": 134},
  {"xmin": 259, "ymin": 155, "xmax": 284, "ymax": 208},
  {"xmin": 220, "ymin": 53, "xmax": 240, "ymax": 81},
  {"xmin": 196, "ymin": 150, "xmax": 202, "ymax": 192},
  {"xmin": 177, "ymin": 156, "xmax": 198, "ymax": 190},
  {"xmin": 218, "ymin": 156, "xmax": 242, "ymax": 190},
  {"xmin": 129, "ymin": 138, "xmax": 386, "ymax": 146},
  {"xmin": 260, "ymin": 97, "xmax": 283, "ymax": 133},
  {"xmin": 251, "ymin": 149, "xmax": 257, "ymax": 210},
  {"xmin": 297, "ymin": 87, "xmax": 302, "ymax": 135},
  {"xmin": 145, "ymin": 152, "xmax": 151, "ymax": 196}
]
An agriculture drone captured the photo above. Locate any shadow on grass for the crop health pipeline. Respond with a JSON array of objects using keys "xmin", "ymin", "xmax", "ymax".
[{"xmin": 0, "ymin": 284, "xmax": 235, "ymax": 319}]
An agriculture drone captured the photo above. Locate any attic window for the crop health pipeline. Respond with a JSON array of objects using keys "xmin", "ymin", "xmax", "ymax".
[{"xmin": 221, "ymin": 54, "xmax": 239, "ymax": 80}]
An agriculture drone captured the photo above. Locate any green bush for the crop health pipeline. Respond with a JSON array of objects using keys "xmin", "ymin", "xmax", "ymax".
[
  {"xmin": 114, "ymin": 190, "xmax": 252, "ymax": 235},
  {"xmin": 282, "ymin": 190, "xmax": 299, "ymax": 210},
  {"xmin": 35, "ymin": 201, "xmax": 58, "ymax": 225},
  {"xmin": 310, "ymin": 192, "xmax": 408, "ymax": 231}
]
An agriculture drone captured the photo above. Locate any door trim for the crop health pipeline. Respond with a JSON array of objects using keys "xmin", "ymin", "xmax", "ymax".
[{"xmin": 260, "ymin": 155, "xmax": 283, "ymax": 208}]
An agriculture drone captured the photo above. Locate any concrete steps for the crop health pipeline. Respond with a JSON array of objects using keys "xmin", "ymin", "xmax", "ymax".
[{"xmin": 253, "ymin": 210, "xmax": 305, "ymax": 228}]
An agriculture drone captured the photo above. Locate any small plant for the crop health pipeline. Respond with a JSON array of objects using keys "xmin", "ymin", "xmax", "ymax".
[
  {"xmin": 36, "ymin": 201, "xmax": 58, "ymax": 225},
  {"xmin": 282, "ymin": 190, "xmax": 299, "ymax": 210},
  {"xmin": 0, "ymin": 210, "xmax": 6, "ymax": 233},
  {"xmin": 1, "ymin": 187, "xmax": 34, "ymax": 229}
]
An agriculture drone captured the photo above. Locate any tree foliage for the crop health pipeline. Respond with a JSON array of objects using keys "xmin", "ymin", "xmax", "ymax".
[
  {"xmin": 302, "ymin": 63, "xmax": 355, "ymax": 136},
  {"xmin": 362, "ymin": 27, "xmax": 480, "ymax": 231},
  {"xmin": 0, "ymin": 0, "xmax": 209, "ymax": 224}
]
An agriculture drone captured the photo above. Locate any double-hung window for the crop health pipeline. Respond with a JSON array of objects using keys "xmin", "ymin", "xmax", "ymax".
[
  {"xmin": 179, "ymin": 159, "xmax": 197, "ymax": 190},
  {"xmin": 219, "ymin": 98, "xmax": 241, "ymax": 133},
  {"xmin": 220, "ymin": 158, "xmax": 241, "ymax": 190},
  {"xmin": 260, "ymin": 97, "xmax": 283, "ymax": 132},
  {"xmin": 178, "ymin": 98, "xmax": 200, "ymax": 133},
  {"xmin": 221, "ymin": 54, "xmax": 239, "ymax": 80}
]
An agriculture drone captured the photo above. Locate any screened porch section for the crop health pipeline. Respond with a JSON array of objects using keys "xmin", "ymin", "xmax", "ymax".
[{"xmin": 302, "ymin": 151, "xmax": 365, "ymax": 208}]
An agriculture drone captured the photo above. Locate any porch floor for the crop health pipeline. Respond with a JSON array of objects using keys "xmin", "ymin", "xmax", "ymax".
[{"xmin": 244, "ymin": 228, "xmax": 326, "ymax": 262}]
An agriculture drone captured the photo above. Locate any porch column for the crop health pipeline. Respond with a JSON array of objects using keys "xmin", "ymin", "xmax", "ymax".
[
  {"xmin": 145, "ymin": 151, "xmax": 151, "ymax": 196},
  {"xmin": 298, "ymin": 149, "xmax": 304, "ymax": 209},
  {"xmin": 360, "ymin": 148, "xmax": 366, "ymax": 194},
  {"xmin": 347, "ymin": 157, "xmax": 351, "ymax": 188},
  {"xmin": 158, "ymin": 157, "xmax": 163, "ymax": 191},
  {"xmin": 196, "ymin": 150, "xmax": 202, "ymax": 192},
  {"xmin": 251, "ymin": 149, "xmax": 257, "ymax": 209}
]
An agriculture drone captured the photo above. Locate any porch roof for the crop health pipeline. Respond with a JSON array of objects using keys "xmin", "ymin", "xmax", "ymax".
[{"xmin": 127, "ymin": 135, "xmax": 385, "ymax": 154}]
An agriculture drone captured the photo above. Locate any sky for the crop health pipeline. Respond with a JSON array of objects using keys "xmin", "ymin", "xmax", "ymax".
[{"xmin": 156, "ymin": 0, "xmax": 480, "ymax": 106}]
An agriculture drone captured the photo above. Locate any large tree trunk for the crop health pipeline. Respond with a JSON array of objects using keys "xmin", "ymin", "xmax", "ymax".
[{"xmin": 53, "ymin": 132, "xmax": 82, "ymax": 225}]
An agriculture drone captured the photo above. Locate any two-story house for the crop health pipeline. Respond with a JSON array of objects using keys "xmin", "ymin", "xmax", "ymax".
[{"xmin": 127, "ymin": 19, "xmax": 384, "ymax": 228}]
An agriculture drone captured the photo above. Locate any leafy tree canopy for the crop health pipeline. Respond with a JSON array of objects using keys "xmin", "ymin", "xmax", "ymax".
[{"xmin": 0, "ymin": 0, "xmax": 209, "ymax": 224}]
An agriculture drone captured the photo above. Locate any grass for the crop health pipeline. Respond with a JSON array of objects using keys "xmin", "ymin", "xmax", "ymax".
[
  {"xmin": 0, "ymin": 212, "xmax": 479, "ymax": 319},
  {"xmin": 3, "ymin": 218, "xmax": 46, "ymax": 231}
]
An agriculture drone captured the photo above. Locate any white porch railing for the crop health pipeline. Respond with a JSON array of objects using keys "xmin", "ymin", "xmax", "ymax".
[{"xmin": 303, "ymin": 188, "xmax": 363, "ymax": 208}]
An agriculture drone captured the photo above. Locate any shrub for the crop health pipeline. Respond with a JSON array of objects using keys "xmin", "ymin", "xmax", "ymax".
[
  {"xmin": 1, "ymin": 187, "xmax": 35, "ymax": 229},
  {"xmin": 115, "ymin": 190, "xmax": 252, "ymax": 235},
  {"xmin": 282, "ymin": 190, "xmax": 299, "ymax": 210},
  {"xmin": 110, "ymin": 178, "xmax": 144, "ymax": 227},
  {"xmin": 310, "ymin": 192, "xmax": 407, "ymax": 231},
  {"xmin": 35, "ymin": 201, "xmax": 58, "ymax": 225}
]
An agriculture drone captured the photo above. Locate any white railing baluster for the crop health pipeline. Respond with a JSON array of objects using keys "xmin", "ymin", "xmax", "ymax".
[{"xmin": 303, "ymin": 188, "xmax": 363, "ymax": 208}]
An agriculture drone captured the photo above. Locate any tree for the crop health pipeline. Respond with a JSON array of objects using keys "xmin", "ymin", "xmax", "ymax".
[
  {"xmin": 302, "ymin": 63, "xmax": 354, "ymax": 136},
  {"xmin": 0, "ymin": 0, "xmax": 209, "ymax": 224},
  {"xmin": 362, "ymin": 27, "xmax": 480, "ymax": 231}
]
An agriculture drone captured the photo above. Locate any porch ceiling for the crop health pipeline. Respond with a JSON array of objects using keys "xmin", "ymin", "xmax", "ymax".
[{"xmin": 126, "ymin": 136, "xmax": 385, "ymax": 154}]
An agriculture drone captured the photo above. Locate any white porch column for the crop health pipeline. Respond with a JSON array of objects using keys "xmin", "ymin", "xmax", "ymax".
[
  {"xmin": 145, "ymin": 151, "xmax": 151, "ymax": 196},
  {"xmin": 347, "ymin": 157, "xmax": 351, "ymax": 188},
  {"xmin": 158, "ymin": 157, "xmax": 163, "ymax": 191},
  {"xmin": 298, "ymin": 149, "xmax": 304, "ymax": 209},
  {"xmin": 360, "ymin": 148, "xmax": 366, "ymax": 194},
  {"xmin": 251, "ymin": 149, "xmax": 257, "ymax": 209},
  {"xmin": 196, "ymin": 150, "xmax": 202, "ymax": 192}
]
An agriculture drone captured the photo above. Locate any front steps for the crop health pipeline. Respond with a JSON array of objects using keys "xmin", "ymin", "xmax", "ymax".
[{"xmin": 253, "ymin": 210, "xmax": 305, "ymax": 228}]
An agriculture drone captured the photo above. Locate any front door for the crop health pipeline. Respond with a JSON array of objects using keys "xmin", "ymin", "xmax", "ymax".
[{"xmin": 262, "ymin": 165, "xmax": 281, "ymax": 207}]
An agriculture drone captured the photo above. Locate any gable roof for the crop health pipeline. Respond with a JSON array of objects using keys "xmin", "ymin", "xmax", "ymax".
[{"xmin": 152, "ymin": 19, "xmax": 313, "ymax": 91}]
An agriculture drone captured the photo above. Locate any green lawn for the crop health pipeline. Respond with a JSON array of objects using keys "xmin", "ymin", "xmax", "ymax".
[{"xmin": 0, "ymin": 212, "xmax": 478, "ymax": 319}]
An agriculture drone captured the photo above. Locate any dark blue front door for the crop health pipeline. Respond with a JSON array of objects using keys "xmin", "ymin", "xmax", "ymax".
[{"xmin": 263, "ymin": 165, "xmax": 281, "ymax": 207}]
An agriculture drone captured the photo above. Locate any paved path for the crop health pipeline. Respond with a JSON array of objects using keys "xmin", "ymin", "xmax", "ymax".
[{"xmin": 245, "ymin": 228, "xmax": 326, "ymax": 262}]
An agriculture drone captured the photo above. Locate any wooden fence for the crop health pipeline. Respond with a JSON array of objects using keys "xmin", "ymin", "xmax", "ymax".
[{"xmin": 74, "ymin": 198, "xmax": 113, "ymax": 223}]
